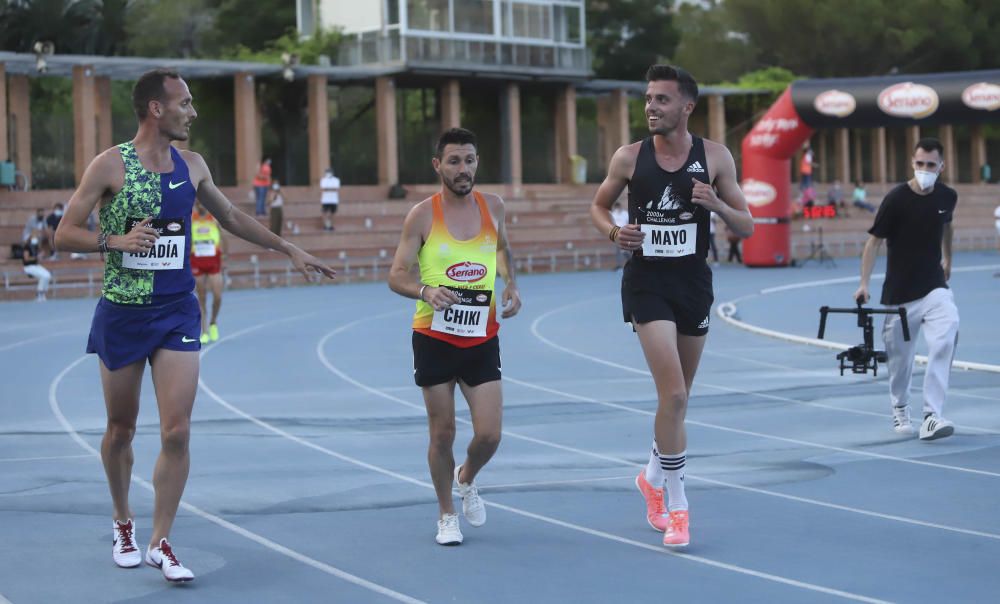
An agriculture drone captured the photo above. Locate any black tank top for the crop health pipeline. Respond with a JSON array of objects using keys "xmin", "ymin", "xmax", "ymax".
[{"xmin": 627, "ymin": 136, "xmax": 711, "ymax": 263}]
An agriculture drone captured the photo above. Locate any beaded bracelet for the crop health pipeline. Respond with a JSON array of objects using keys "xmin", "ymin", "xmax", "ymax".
[{"xmin": 608, "ymin": 225, "xmax": 621, "ymax": 242}]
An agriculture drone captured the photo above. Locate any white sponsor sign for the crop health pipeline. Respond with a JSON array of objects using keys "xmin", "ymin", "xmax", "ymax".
[
  {"xmin": 877, "ymin": 82, "xmax": 939, "ymax": 119},
  {"xmin": 741, "ymin": 179, "xmax": 777, "ymax": 208},
  {"xmin": 814, "ymin": 89, "xmax": 857, "ymax": 118},
  {"xmin": 962, "ymin": 82, "xmax": 1000, "ymax": 111}
]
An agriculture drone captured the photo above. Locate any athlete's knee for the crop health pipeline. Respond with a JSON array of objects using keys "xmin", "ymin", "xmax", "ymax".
[
  {"xmin": 658, "ymin": 389, "xmax": 688, "ymax": 414},
  {"xmin": 428, "ymin": 423, "xmax": 456, "ymax": 451},
  {"xmin": 473, "ymin": 428, "xmax": 501, "ymax": 451},
  {"xmin": 105, "ymin": 419, "xmax": 136, "ymax": 448},
  {"xmin": 159, "ymin": 421, "xmax": 191, "ymax": 453}
]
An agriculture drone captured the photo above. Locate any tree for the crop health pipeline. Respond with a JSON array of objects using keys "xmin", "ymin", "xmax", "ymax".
[
  {"xmin": 0, "ymin": 0, "xmax": 105, "ymax": 54},
  {"xmin": 671, "ymin": 0, "xmax": 758, "ymax": 84},
  {"xmin": 586, "ymin": 0, "xmax": 680, "ymax": 80},
  {"xmin": 207, "ymin": 0, "xmax": 296, "ymax": 54},
  {"xmin": 125, "ymin": 0, "xmax": 216, "ymax": 58}
]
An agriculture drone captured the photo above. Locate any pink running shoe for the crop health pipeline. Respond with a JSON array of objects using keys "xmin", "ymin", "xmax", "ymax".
[
  {"xmin": 635, "ymin": 472, "xmax": 668, "ymax": 532},
  {"xmin": 662, "ymin": 510, "xmax": 690, "ymax": 547}
]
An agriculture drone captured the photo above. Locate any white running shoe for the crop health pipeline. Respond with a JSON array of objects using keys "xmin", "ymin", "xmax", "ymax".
[
  {"xmin": 919, "ymin": 415, "xmax": 955, "ymax": 441},
  {"xmin": 145, "ymin": 538, "xmax": 194, "ymax": 582},
  {"xmin": 112, "ymin": 519, "xmax": 142, "ymax": 568},
  {"xmin": 454, "ymin": 465, "xmax": 486, "ymax": 527},
  {"xmin": 891, "ymin": 406, "xmax": 915, "ymax": 435},
  {"xmin": 435, "ymin": 513, "xmax": 463, "ymax": 546}
]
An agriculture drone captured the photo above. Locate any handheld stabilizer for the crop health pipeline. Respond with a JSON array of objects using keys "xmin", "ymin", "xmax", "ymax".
[{"xmin": 817, "ymin": 301, "xmax": 910, "ymax": 376}]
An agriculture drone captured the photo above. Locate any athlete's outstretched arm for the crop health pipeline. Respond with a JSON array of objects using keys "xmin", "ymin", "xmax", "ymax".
[
  {"xmin": 694, "ymin": 143, "xmax": 753, "ymax": 238},
  {"xmin": 388, "ymin": 201, "xmax": 460, "ymax": 311},
  {"xmin": 186, "ymin": 152, "xmax": 335, "ymax": 281},
  {"xmin": 55, "ymin": 150, "xmax": 158, "ymax": 254},
  {"xmin": 590, "ymin": 144, "xmax": 644, "ymax": 250},
  {"xmin": 490, "ymin": 195, "xmax": 521, "ymax": 319},
  {"xmin": 853, "ymin": 235, "xmax": 884, "ymax": 303}
]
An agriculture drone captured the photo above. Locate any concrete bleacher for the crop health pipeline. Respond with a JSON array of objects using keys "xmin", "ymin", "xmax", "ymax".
[{"xmin": 1, "ymin": 182, "xmax": 997, "ymax": 300}]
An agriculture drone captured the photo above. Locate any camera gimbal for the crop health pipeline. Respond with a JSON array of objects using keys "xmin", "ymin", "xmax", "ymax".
[{"xmin": 818, "ymin": 301, "xmax": 910, "ymax": 376}]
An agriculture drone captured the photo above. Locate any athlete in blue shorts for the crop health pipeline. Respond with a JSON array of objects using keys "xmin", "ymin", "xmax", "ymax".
[{"xmin": 55, "ymin": 68, "xmax": 336, "ymax": 582}]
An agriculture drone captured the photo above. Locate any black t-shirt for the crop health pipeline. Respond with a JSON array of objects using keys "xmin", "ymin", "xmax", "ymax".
[
  {"xmin": 868, "ymin": 182, "xmax": 957, "ymax": 305},
  {"xmin": 46, "ymin": 212, "xmax": 61, "ymax": 230}
]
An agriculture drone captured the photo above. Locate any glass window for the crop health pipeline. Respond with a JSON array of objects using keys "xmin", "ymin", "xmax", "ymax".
[
  {"xmin": 454, "ymin": 0, "xmax": 494, "ymax": 34},
  {"xmin": 386, "ymin": 0, "xmax": 400, "ymax": 25},
  {"xmin": 553, "ymin": 5, "xmax": 580, "ymax": 43},
  {"xmin": 507, "ymin": 2, "xmax": 550, "ymax": 40},
  {"xmin": 407, "ymin": 0, "xmax": 449, "ymax": 31}
]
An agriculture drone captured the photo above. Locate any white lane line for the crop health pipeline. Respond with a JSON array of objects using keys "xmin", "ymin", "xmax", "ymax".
[
  {"xmin": 0, "ymin": 330, "xmax": 82, "ymax": 353},
  {"xmin": 717, "ymin": 265, "xmax": 1000, "ymax": 373},
  {"xmin": 0, "ymin": 454, "xmax": 92, "ymax": 463},
  {"xmin": 50, "ymin": 359, "xmax": 424, "ymax": 604},
  {"xmin": 0, "ymin": 592, "xmax": 12, "ymax": 603},
  {"xmin": 311, "ymin": 317, "xmax": 889, "ymax": 603},
  {"xmin": 501, "ymin": 376, "xmax": 1000, "ymax": 542},
  {"xmin": 530, "ymin": 306, "xmax": 1000, "ymax": 476},
  {"xmin": 484, "ymin": 475, "xmax": 635, "ymax": 491}
]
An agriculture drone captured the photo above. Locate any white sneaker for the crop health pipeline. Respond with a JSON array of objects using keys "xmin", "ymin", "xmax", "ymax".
[
  {"xmin": 454, "ymin": 465, "xmax": 486, "ymax": 527},
  {"xmin": 919, "ymin": 415, "xmax": 955, "ymax": 441},
  {"xmin": 112, "ymin": 519, "xmax": 142, "ymax": 568},
  {"xmin": 891, "ymin": 406, "xmax": 915, "ymax": 435},
  {"xmin": 145, "ymin": 538, "xmax": 194, "ymax": 582},
  {"xmin": 435, "ymin": 513, "xmax": 463, "ymax": 546}
]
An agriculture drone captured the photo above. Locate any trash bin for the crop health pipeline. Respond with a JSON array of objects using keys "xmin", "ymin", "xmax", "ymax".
[
  {"xmin": 0, "ymin": 161, "xmax": 14, "ymax": 187},
  {"xmin": 570, "ymin": 155, "xmax": 587, "ymax": 184}
]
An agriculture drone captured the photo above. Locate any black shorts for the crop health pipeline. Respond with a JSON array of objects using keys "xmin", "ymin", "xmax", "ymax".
[
  {"xmin": 621, "ymin": 257, "xmax": 714, "ymax": 336},
  {"xmin": 322, "ymin": 203, "xmax": 338, "ymax": 214},
  {"xmin": 412, "ymin": 332, "xmax": 501, "ymax": 387}
]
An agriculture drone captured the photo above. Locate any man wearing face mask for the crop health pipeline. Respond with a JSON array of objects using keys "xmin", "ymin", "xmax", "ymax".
[
  {"xmin": 854, "ymin": 138, "xmax": 959, "ymax": 441},
  {"xmin": 46, "ymin": 203, "xmax": 65, "ymax": 259}
]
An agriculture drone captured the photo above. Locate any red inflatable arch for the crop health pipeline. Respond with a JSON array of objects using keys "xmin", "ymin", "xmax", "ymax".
[{"xmin": 740, "ymin": 70, "xmax": 1000, "ymax": 266}]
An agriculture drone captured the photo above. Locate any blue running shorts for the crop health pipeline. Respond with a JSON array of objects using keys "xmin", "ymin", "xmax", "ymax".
[{"xmin": 87, "ymin": 293, "xmax": 201, "ymax": 370}]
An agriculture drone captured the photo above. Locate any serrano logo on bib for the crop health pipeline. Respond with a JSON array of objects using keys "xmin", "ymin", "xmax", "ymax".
[
  {"xmin": 167, "ymin": 222, "xmax": 182, "ymax": 232},
  {"xmin": 476, "ymin": 293, "xmax": 488, "ymax": 303},
  {"xmin": 446, "ymin": 261, "xmax": 487, "ymax": 283}
]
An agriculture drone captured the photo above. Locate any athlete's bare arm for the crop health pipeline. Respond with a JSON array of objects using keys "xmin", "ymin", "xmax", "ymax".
[
  {"xmin": 854, "ymin": 234, "xmax": 884, "ymax": 303},
  {"xmin": 485, "ymin": 193, "xmax": 521, "ymax": 319},
  {"xmin": 591, "ymin": 143, "xmax": 644, "ymax": 249},
  {"xmin": 695, "ymin": 141, "xmax": 753, "ymax": 238},
  {"xmin": 388, "ymin": 199, "xmax": 460, "ymax": 310},
  {"xmin": 942, "ymin": 221, "xmax": 953, "ymax": 281},
  {"xmin": 183, "ymin": 150, "xmax": 335, "ymax": 281},
  {"xmin": 55, "ymin": 149, "xmax": 159, "ymax": 254}
]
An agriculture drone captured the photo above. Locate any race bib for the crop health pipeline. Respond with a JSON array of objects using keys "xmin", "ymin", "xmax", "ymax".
[
  {"xmin": 431, "ymin": 287, "xmax": 492, "ymax": 338},
  {"xmin": 193, "ymin": 241, "xmax": 216, "ymax": 257},
  {"xmin": 640, "ymin": 223, "xmax": 697, "ymax": 258},
  {"xmin": 122, "ymin": 217, "xmax": 186, "ymax": 270}
]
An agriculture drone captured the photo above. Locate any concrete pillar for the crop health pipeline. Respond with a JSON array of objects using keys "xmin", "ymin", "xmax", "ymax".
[
  {"xmin": 234, "ymin": 72, "xmax": 260, "ymax": 187},
  {"xmin": 440, "ymin": 79, "xmax": 461, "ymax": 131},
  {"xmin": 0, "ymin": 64, "xmax": 7, "ymax": 163},
  {"xmin": 904, "ymin": 125, "xmax": 920, "ymax": 158},
  {"xmin": 818, "ymin": 130, "xmax": 828, "ymax": 184},
  {"xmin": 834, "ymin": 127, "xmax": 850, "ymax": 185},
  {"xmin": 73, "ymin": 65, "xmax": 97, "ymax": 185},
  {"xmin": 95, "ymin": 76, "xmax": 112, "ymax": 152},
  {"xmin": 501, "ymin": 82, "xmax": 521, "ymax": 187},
  {"xmin": 939, "ymin": 123, "xmax": 956, "ymax": 183},
  {"xmin": 707, "ymin": 94, "xmax": 726, "ymax": 146},
  {"xmin": 852, "ymin": 130, "xmax": 863, "ymax": 184},
  {"xmin": 597, "ymin": 89, "xmax": 630, "ymax": 169},
  {"xmin": 871, "ymin": 127, "xmax": 887, "ymax": 184},
  {"xmin": 375, "ymin": 76, "xmax": 398, "ymax": 186},
  {"xmin": 553, "ymin": 84, "xmax": 577, "ymax": 184},
  {"xmin": 887, "ymin": 130, "xmax": 898, "ymax": 182},
  {"xmin": 8, "ymin": 74, "xmax": 30, "ymax": 186},
  {"xmin": 307, "ymin": 74, "xmax": 330, "ymax": 186},
  {"xmin": 971, "ymin": 124, "xmax": 987, "ymax": 184}
]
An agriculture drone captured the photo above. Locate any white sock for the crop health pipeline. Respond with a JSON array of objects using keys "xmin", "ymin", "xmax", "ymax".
[
  {"xmin": 644, "ymin": 441, "xmax": 664, "ymax": 485},
  {"xmin": 659, "ymin": 451, "xmax": 688, "ymax": 512}
]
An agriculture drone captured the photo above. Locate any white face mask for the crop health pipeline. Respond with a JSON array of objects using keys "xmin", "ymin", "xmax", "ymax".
[
  {"xmin": 30, "ymin": 237, "xmax": 39, "ymax": 246},
  {"xmin": 914, "ymin": 170, "xmax": 938, "ymax": 190}
]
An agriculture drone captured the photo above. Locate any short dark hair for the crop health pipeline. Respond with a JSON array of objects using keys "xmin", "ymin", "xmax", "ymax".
[
  {"xmin": 915, "ymin": 137, "xmax": 944, "ymax": 157},
  {"xmin": 645, "ymin": 64, "xmax": 699, "ymax": 101},
  {"xmin": 132, "ymin": 68, "xmax": 181, "ymax": 120},
  {"xmin": 435, "ymin": 128, "xmax": 478, "ymax": 158}
]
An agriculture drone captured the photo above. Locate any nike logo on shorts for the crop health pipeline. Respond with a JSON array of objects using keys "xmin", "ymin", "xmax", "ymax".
[
  {"xmin": 181, "ymin": 336, "xmax": 198, "ymax": 343},
  {"xmin": 169, "ymin": 180, "xmax": 187, "ymax": 190}
]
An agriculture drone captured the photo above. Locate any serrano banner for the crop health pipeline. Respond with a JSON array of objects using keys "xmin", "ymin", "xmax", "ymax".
[{"xmin": 740, "ymin": 69, "xmax": 1000, "ymax": 266}]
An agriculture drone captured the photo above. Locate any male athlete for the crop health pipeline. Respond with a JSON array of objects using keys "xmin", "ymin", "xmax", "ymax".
[
  {"xmin": 55, "ymin": 68, "xmax": 336, "ymax": 581},
  {"xmin": 590, "ymin": 65, "xmax": 753, "ymax": 547},
  {"xmin": 191, "ymin": 201, "xmax": 225, "ymax": 343},
  {"xmin": 388, "ymin": 128, "xmax": 521, "ymax": 545}
]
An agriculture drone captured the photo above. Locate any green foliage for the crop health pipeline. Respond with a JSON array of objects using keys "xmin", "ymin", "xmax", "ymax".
[
  {"xmin": 0, "ymin": 0, "xmax": 130, "ymax": 55},
  {"xmin": 720, "ymin": 67, "xmax": 799, "ymax": 94},
  {"xmin": 222, "ymin": 27, "xmax": 342, "ymax": 66},
  {"xmin": 587, "ymin": 0, "xmax": 680, "ymax": 80},
  {"xmin": 671, "ymin": 0, "xmax": 757, "ymax": 84},
  {"xmin": 210, "ymin": 0, "xmax": 295, "ymax": 54},
  {"xmin": 125, "ymin": 0, "xmax": 215, "ymax": 58}
]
